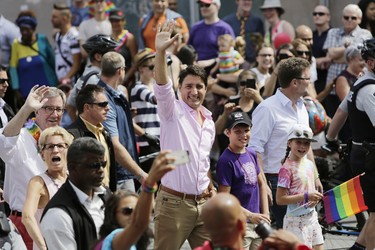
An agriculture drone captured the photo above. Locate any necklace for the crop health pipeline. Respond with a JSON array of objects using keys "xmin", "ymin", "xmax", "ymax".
[{"xmin": 45, "ymin": 171, "xmax": 63, "ymax": 190}]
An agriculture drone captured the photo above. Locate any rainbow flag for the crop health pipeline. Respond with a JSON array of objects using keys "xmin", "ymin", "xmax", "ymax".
[
  {"xmin": 88, "ymin": 0, "xmax": 116, "ymax": 18},
  {"xmin": 323, "ymin": 175, "xmax": 367, "ymax": 224}
]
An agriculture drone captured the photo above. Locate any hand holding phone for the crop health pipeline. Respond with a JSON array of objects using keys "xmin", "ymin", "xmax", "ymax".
[
  {"xmin": 246, "ymin": 79, "xmax": 256, "ymax": 89},
  {"xmin": 166, "ymin": 150, "xmax": 190, "ymax": 166}
]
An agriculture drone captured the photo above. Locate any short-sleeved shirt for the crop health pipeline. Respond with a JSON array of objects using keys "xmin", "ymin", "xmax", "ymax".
[
  {"xmin": 216, "ymin": 147, "xmax": 260, "ymax": 213},
  {"xmin": 218, "ymin": 48, "xmax": 241, "ymax": 74},
  {"xmin": 278, "ymin": 158, "xmax": 316, "ymax": 216},
  {"xmin": 78, "ymin": 18, "xmax": 112, "ymax": 43},
  {"xmin": 323, "ymin": 26, "xmax": 372, "ymax": 83},
  {"xmin": 188, "ymin": 20, "xmax": 235, "ymax": 61},
  {"xmin": 54, "ymin": 27, "xmax": 80, "ymax": 80}
]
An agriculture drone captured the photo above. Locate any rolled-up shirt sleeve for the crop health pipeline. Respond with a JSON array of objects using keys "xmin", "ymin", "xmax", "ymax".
[{"xmin": 249, "ymin": 105, "xmax": 274, "ymax": 154}]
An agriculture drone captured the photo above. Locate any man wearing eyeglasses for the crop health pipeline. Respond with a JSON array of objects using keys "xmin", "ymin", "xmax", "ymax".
[
  {"xmin": 67, "ymin": 84, "xmax": 117, "ymax": 192},
  {"xmin": 323, "ymin": 4, "xmax": 371, "ymax": 85},
  {"xmin": 41, "ymin": 137, "xmax": 110, "ymax": 250},
  {"xmin": 249, "ymin": 57, "xmax": 323, "ymax": 229},
  {"xmin": 0, "ymin": 84, "xmax": 65, "ymax": 248}
]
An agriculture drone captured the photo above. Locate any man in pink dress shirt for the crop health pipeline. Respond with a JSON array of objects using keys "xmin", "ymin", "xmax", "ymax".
[{"xmin": 152, "ymin": 20, "xmax": 217, "ymax": 250}]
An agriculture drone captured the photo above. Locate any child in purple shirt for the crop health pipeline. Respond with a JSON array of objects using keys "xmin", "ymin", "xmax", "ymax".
[{"xmin": 216, "ymin": 111, "xmax": 270, "ymax": 250}]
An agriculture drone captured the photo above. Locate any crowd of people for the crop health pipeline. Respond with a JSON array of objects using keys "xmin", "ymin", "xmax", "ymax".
[{"xmin": 1, "ymin": 0, "xmax": 375, "ymax": 249}]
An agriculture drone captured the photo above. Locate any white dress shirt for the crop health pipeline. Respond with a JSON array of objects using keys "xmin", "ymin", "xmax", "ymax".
[
  {"xmin": 0, "ymin": 128, "xmax": 45, "ymax": 211},
  {"xmin": 249, "ymin": 89, "xmax": 309, "ymax": 174}
]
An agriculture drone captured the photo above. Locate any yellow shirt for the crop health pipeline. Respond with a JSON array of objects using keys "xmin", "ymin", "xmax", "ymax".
[{"xmin": 81, "ymin": 116, "xmax": 111, "ymax": 188}]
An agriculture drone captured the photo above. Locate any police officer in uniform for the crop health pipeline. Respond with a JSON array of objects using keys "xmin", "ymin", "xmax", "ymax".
[{"xmin": 340, "ymin": 38, "xmax": 375, "ymax": 250}]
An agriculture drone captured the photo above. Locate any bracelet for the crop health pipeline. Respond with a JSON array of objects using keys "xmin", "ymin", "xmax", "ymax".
[
  {"xmin": 142, "ymin": 179, "xmax": 158, "ymax": 193},
  {"xmin": 304, "ymin": 192, "xmax": 309, "ymax": 203}
]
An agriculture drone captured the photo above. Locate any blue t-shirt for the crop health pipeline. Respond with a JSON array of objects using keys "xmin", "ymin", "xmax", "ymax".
[
  {"xmin": 100, "ymin": 228, "xmax": 136, "ymax": 250},
  {"xmin": 216, "ymin": 147, "xmax": 260, "ymax": 213}
]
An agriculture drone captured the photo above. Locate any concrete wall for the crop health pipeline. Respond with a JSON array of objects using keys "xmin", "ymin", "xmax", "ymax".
[{"xmin": 0, "ymin": 0, "xmax": 357, "ymax": 46}]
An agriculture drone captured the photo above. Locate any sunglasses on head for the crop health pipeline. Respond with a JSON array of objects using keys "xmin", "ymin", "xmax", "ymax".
[
  {"xmin": 0, "ymin": 78, "xmax": 8, "ymax": 84},
  {"xmin": 312, "ymin": 12, "xmax": 326, "ymax": 16},
  {"xmin": 120, "ymin": 207, "xmax": 134, "ymax": 215},
  {"xmin": 343, "ymin": 16, "xmax": 357, "ymax": 21},
  {"xmin": 293, "ymin": 130, "xmax": 313, "ymax": 140},
  {"xmin": 88, "ymin": 101, "xmax": 109, "ymax": 108},
  {"xmin": 296, "ymin": 50, "xmax": 310, "ymax": 56}
]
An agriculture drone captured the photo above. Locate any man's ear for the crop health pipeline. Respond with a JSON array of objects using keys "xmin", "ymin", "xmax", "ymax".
[{"xmin": 224, "ymin": 128, "xmax": 230, "ymax": 137}]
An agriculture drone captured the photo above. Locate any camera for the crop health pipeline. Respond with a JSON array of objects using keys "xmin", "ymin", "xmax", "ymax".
[{"xmin": 255, "ymin": 220, "xmax": 273, "ymax": 240}]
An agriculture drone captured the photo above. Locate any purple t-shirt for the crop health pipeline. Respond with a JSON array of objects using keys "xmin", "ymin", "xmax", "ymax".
[
  {"xmin": 216, "ymin": 147, "xmax": 260, "ymax": 213},
  {"xmin": 188, "ymin": 20, "xmax": 235, "ymax": 61}
]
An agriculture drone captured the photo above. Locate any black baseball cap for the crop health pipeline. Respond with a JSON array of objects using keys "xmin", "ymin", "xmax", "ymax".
[{"xmin": 226, "ymin": 111, "xmax": 252, "ymax": 129}]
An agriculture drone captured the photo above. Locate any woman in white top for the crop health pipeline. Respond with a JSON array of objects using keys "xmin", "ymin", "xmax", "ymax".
[
  {"xmin": 250, "ymin": 44, "xmax": 274, "ymax": 91},
  {"xmin": 22, "ymin": 126, "xmax": 73, "ymax": 250}
]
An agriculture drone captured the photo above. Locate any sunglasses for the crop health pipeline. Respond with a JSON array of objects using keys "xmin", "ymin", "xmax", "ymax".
[
  {"xmin": 278, "ymin": 53, "xmax": 292, "ymax": 60},
  {"xmin": 89, "ymin": 101, "xmax": 109, "ymax": 108},
  {"xmin": 312, "ymin": 12, "xmax": 326, "ymax": 16},
  {"xmin": 142, "ymin": 65, "xmax": 155, "ymax": 70},
  {"xmin": 295, "ymin": 77, "xmax": 310, "ymax": 81},
  {"xmin": 296, "ymin": 50, "xmax": 310, "ymax": 56},
  {"xmin": 198, "ymin": 2, "xmax": 211, "ymax": 8},
  {"xmin": 343, "ymin": 16, "xmax": 357, "ymax": 21},
  {"xmin": 85, "ymin": 161, "xmax": 107, "ymax": 169},
  {"xmin": 120, "ymin": 207, "xmax": 134, "ymax": 215},
  {"xmin": 0, "ymin": 78, "xmax": 8, "ymax": 84}
]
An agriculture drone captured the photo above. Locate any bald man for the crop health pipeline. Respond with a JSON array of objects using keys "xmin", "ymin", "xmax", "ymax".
[
  {"xmin": 195, "ymin": 193, "xmax": 246, "ymax": 249},
  {"xmin": 296, "ymin": 25, "xmax": 313, "ymax": 46}
]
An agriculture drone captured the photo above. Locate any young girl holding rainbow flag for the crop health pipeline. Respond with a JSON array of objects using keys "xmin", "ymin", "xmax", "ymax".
[{"xmin": 276, "ymin": 124, "xmax": 324, "ymax": 250}]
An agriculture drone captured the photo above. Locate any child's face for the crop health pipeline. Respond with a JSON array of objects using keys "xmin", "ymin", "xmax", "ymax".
[
  {"xmin": 288, "ymin": 139, "xmax": 311, "ymax": 160},
  {"xmin": 218, "ymin": 39, "xmax": 232, "ymax": 53},
  {"xmin": 256, "ymin": 47, "xmax": 274, "ymax": 70},
  {"xmin": 227, "ymin": 124, "xmax": 251, "ymax": 148}
]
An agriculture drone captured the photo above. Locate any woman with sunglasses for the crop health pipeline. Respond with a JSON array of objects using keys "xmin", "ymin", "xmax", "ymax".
[
  {"xmin": 22, "ymin": 126, "xmax": 73, "ymax": 250},
  {"xmin": 94, "ymin": 151, "xmax": 175, "ymax": 250}
]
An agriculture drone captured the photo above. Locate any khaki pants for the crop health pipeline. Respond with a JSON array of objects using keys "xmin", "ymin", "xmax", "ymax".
[
  {"xmin": 243, "ymin": 222, "xmax": 262, "ymax": 250},
  {"xmin": 153, "ymin": 189, "xmax": 210, "ymax": 250}
]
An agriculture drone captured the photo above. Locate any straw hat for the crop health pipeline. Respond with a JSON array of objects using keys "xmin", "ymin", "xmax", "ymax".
[{"xmin": 260, "ymin": 0, "xmax": 285, "ymax": 15}]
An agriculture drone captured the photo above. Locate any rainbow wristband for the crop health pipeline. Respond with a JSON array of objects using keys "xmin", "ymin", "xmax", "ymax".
[{"xmin": 142, "ymin": 180, "xmax": 158, "ymax": 193}]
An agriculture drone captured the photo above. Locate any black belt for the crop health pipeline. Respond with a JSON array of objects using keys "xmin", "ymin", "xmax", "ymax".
[{"xmin": 10, "ymin": 210, "xmax": 22, "ymax": 216}]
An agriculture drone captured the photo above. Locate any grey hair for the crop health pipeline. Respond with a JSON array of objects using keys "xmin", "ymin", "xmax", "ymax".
[
  {"xmin": 45, "ymin": 87, "xmax": 67, "ymax": 107},
  {"xmin": 345, "ymin": 46, "xmax": 362, "ymax": 63},
  {"xmin": 343, "ymin": 4, "xmax": 363, "ymax": 18}
]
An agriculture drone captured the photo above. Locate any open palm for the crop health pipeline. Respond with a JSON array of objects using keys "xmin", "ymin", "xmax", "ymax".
[{"xmin": 155, "ymin": 20, "xmax": 180, "ymax": 52}]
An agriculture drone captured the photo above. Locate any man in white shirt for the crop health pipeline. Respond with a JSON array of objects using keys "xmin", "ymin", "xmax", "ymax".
[
  {"xmin": 40, "ymin": 137, "xmax": 109, "ymax": 250},
  {"xmin": 0, "ymin": 85, "xmax": 66, "ymax": 248},
  {"xmin": 249, "ymin": 57, "xmax": 322, "ymax": 229}
]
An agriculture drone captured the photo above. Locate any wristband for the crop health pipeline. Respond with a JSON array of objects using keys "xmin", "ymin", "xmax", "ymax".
[
  {"xmin": 304, "ymin": 192, "xmax": 309, "ymax": 207},
  {"xmin": 142, "ymin": 179, "xmax": 158, "ymax": 193}
]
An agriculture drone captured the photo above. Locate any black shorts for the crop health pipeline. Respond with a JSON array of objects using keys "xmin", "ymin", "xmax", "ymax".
[{"xmin": 350, "ymin": 144, "xmax": 375, "ymax": 211}]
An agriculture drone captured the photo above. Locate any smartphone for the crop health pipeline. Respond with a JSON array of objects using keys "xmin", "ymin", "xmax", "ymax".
[
  {"xmin": 167, "ymin": 150, "xmax": 190, "ymax": 166},
  {"xmin": 246, "ymin": 79, "xmax": 256, "ymax": 89}
]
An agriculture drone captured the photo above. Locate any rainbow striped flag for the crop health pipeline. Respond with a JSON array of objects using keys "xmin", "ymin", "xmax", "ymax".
[{"xmin": 323, "ymin": 174, "xmax": 367, "ymax": 224}]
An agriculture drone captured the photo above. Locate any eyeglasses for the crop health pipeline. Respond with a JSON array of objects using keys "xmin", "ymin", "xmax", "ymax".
[
  {"xmin": 312, "ymin": 12, "xmax": 327, "ymax": 16},
  {"xmin": 83, "ymin": 161, "xmax": 107, "ymax": 169},
  {"xmin": 296, "ymin": 50, "xmax": 311, "ymax": 57},
  {"xmin": 0, "ymin": 78, "xmax": 8, "ymax": 84},
  {"xmin": 258, "ymin": 54, "xmax": 273, "ymax": 57},
  {"xmin": 295, "ymin": 77, "xmax": 310, "ymax": 81},
  {"xmin": 88, "ymin": 101, "xmax": 109, "ymax": 108},
  {"xmin": 198, "ymin": 2, "xmax": 211, "ymax": 8},
  {"xmin": 343, "ymin": 16, "xmax": 357, "ymax": 21},
  {"xmin": 93, "ymin": 0, "xmax": 104, "ymax": 3},
  {"xmin": 239, "ymin": 81, "xmax": 247, "ymax": 86},
  {"xmin": 142, "ymin": 65, "xmax": 155, "ymax": 70},
  {"xmin": 43, "ymin": 143, "xmax": 68, "ymax": 151},
  {"xmin": 301, "ymin": 38, "xmax": 313, "ymax": 43},
  {"xmin": 116, "ymin": 66, "xmax": 125, "ymax": 71},
  {"xmin": 120, "ymin": 207, "xmax": 134, "ymax": 215},
  {"xmin": 41, "ymin": 106, "xmax": 65, "ymax": 115}
]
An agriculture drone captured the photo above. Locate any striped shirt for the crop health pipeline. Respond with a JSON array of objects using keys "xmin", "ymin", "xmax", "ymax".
[{"xmin": 130, "ymin": 82, "xmax": 160, "ymax": 147}]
